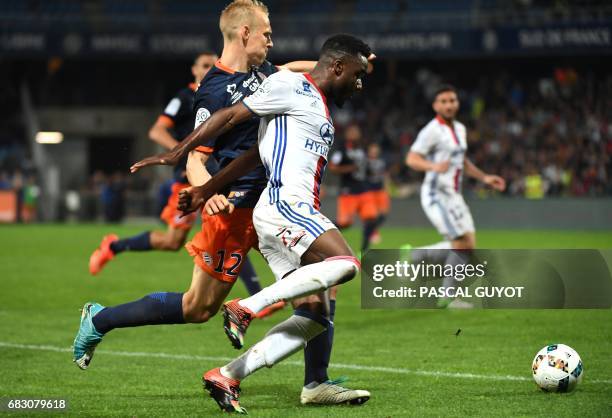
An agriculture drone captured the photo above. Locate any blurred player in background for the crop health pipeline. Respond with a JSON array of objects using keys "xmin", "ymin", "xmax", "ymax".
[
  {"xmin": 88, "ymin": 52, "xmax": 216, "ymax": 271},
  {"xmin": 405, "ymin": 84, "xmax": 505, "ymax": 308},
  {"xmin": 87, "ymin": 52, "xmax": 267, "ymax": 298},
  {"xmin": 365, "ymin": 142, "xmax": 390, "ymax": 245},
  {"xmin": 328, "ymin": 124, "xmax": 378, "ymax": 253},
  {"xmin": 74, "ymin": 1, "xmax": 364, "ymax": 407}
]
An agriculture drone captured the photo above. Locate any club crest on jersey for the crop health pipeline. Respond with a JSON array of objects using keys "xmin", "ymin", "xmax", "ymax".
[
  {"xmin": 319, "ymin": 123, "xmax": 334, "ymax": 146},
  {"xmin": 226, "ymin": 83, "xmax": 244, "ymax": 104},
  {"xmin": 302, "ymin": 81, "xmax": 312, "ymax": 92}
]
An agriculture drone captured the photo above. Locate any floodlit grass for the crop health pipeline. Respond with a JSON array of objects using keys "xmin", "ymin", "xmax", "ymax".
[{"xmin": 1, "ymin": 224, "xmax": 611, "ymax": 416}]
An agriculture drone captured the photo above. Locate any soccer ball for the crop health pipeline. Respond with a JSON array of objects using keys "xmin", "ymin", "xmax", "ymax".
[{"xmin": 532, "ymin": 344, "xmax": 583, "ymax": 392}]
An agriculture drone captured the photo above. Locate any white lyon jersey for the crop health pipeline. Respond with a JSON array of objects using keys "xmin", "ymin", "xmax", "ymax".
[
  {"xmin": 242, "ymin": 70, "xmax": 337, "ymax": 280},
  {"xmin": 410, "ymin": 115, "xmax": 475, "ymax": 239}
]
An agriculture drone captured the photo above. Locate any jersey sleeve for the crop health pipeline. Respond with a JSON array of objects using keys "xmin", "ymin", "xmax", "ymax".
[
  {"xmin": 158, "ymin": 95, "xmax": 184, "ymax": 127},
  {"xmin": 410, "ymin": 125, "xmax": 436, "ymax": 155},
  {"xmin": 193, "ymin": 87, "xmax": 225, "ymax": 153},
  {"xmin": 242, "ymin": 74, "xmax": 293, "ymax": 116}
]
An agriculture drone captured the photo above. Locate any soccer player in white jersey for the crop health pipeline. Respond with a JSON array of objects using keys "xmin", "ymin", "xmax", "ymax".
[
  {"xmin": 405, "ymin": 84, "xmax": 505, "ymax": 308},
  {"xmin": 131, "ymin": 34, "xmax": 372, "ymax": 413}
]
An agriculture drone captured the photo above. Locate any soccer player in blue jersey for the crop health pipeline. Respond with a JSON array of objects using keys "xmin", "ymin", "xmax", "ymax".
[
  {"xmin": 86, "ymin": 51, "xmax": 265, "ymax": 299},
  {"xmin": 73, "ymin": 0, "xmax": 366, "ymax": 407}
]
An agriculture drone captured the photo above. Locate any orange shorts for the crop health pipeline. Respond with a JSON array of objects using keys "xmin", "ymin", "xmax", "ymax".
[
  {"xmin": 185, "ymin": 208, "xmax": 258, "ymax": 283},
  {"xmin": 368, "ymin": 189, "xmax": 390, "ymax": 213},
  {"xmin": 337, "ymin": 192, "xmax": 378, "ymax": 227},
  {"xmin": 160, "ymin": 182, "xmax": 198, "ymax": 230}
]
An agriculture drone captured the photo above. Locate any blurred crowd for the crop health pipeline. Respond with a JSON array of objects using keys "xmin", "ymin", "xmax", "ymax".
[
  {"xmin": 1, "ymin": 64, "xmax": 611, "ymax": 225},
  {"xmin": 335, "ymin": 66, "xmax": 612, "ymax": 198}
]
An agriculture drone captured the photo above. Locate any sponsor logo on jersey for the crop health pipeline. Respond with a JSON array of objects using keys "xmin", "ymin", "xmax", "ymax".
[
  {"xmin": 295, "ymin": 80, "xmax": 318, "ymax": 99},
  {"xmin": 304, "ymin": 138, "xmax": 329, "ymax": 157},
  {"xmin": 242, "ymin": 73, "xmax": 261, "ymax": 92},
  {"xmin": 295, "ymin": 89, "xmax": 318, "ymax": 99},
  {"xmin": 276, "ymin": 226, "xmax": 307, "ymax": 249},
  {"xmin": 202, "ymin": 252, "xmax": 212, "ymax": 266}
]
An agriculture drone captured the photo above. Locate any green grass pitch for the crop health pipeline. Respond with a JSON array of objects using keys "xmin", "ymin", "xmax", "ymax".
[{"xmin": 1, "ymin": 224, "xmax": 611, "ymax": 417}]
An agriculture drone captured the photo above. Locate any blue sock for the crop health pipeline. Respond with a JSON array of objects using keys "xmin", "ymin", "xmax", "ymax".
[
  {"xmin": 361, "ymin": 219, "xmax": 377, "ymax": 251},
  {"xmin": 302, "ymin": 299, "xmax": 336, "ymax": 386},
  {"xmin": 239, "ymin": 256, "xmax": 262, "ymax": 296},
  {"xmin": 92, "ymin": 292, "xmax": 184, "ymax": 334},
  {"xmin": 375, "ymin": 213, "xmax": 387, "ymax": 229},
  {"xmin": 110, "ymin": 231, "xmax": 152, "ymax": 254}
]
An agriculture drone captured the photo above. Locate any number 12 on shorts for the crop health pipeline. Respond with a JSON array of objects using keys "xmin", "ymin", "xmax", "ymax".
[{"xmin": 214, "ymin": 249, "xmax": 242, "ymax": 276}]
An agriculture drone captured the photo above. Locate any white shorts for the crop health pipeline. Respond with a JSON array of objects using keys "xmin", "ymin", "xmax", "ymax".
[
  {"xmin": 421, "ymin": 190, "xmax": 475, "ymax": 240},
  {"xmin": 253, "ymin": 200, "xmax": 336, "ymax": 281}
]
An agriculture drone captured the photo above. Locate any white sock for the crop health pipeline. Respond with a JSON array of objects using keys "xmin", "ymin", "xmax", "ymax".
[
  {"xmin": 422, "ymin": 241, "xmax": 451, "ymax": 250},
  {"xmin": 221, "ymin": 314, "xmax": 326, "ymax": 381},
  {"xmin": 442, "ymin": 250, "xmax": 470, "ymax": 290},
  {"xmin": 239, "ymin": 257, "xmax": 358, "ymax": 314},
  {"xmin": 411, "ymin": 241, "xmax": 451, "ymax": 264}
]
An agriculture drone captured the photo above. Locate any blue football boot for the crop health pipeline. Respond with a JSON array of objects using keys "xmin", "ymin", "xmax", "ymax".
[{"xmin": 72, "ymin": 302, "xmax": 105, "ymax": 369}]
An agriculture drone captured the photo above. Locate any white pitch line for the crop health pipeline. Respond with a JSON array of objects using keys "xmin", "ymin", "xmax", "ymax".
[{"xmin": 1, "ymin": 341, "xmax": 610, "ymax": 385}]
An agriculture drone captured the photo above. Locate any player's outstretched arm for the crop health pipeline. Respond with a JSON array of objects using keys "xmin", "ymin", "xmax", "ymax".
[
  {"xmin": 406, "ymin": 151, "xmax": 450, "ymax": 173},
  {"xmin": 186, "ymin": 150, "xmax": 212, "ymax": 187},
  {"xmin": 178, "ymin": 144, "xmax": 262, "ymax": 213},
  {"xmin": 464, "ymin": 158, "xmax": 506, "ymax": 191},
  {"xmin": 148, "ymin": 117, "xmax": 179, "ymax": 151},
  {"xmin": 277, "ymin": 61, "xmax": 317, "ymax": 72},
  {"xmin": 130, "ymin": 103, "xmax": 253, "ymax": 173},
  {"xmin": 279, "ymin": 54, "xmax": 376, "ymax": 74}
]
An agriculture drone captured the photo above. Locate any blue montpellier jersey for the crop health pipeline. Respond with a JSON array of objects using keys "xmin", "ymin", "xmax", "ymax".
[
  {"xmin": 330, "ymin": 142, "xmax": 369, "ymax": 195},
  {"xmin": 367, "ymin": 157, "xmax": 386, "ymax": 191},
  {"xmin": 193, "ymin": 60, "xmax": 277, "ymax": 208},
  {"xmin": 159, "ymin": 84, "xmax": 198, "ymax": 183}
]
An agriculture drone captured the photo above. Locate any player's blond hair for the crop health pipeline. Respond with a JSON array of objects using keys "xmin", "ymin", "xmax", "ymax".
[{"xmin": 220, "ymin": 0, "xmax": 269, "ymax": 41}]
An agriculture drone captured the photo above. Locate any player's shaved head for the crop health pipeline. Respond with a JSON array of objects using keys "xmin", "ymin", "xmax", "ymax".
[
  {"xmin": 220, "ymin": 0, "xmax": 269, "ymax": 41},
  {"xmin": 313, "ymin": 34, "xmax": 371, "ymax": 107},
  {"xmin": 319, "ymin": 34, "xmax": 371, "ymax": 66}
]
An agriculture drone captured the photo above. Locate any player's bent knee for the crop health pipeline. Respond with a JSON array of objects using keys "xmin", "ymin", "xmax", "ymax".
[
  {"xmin": 181, "ymin": 296, "xmax": 218, "ymax": 323},
  {"xmin": 183, "ymin": 306, "xmax": 216, "ymax": 323},
  {"xmin": 452, "ymin": 233, "xmax": 475, "ymax": 251},
  {"xmin": 323, "ymin": 256, "xmax": 360, "ymax": 285}
]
